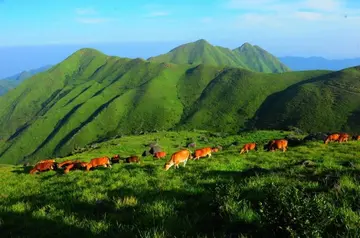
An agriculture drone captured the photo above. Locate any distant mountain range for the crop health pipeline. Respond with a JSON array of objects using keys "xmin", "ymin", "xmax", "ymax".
[
  {"xmin": 278, "ymin": 56, "xmax": 360, "ymax": 71},
  {"xmin": 0, "ymin": 65, "xmax": 52, "ymax": 96},
  {"xmin": 148, "ymin": 39, "xmax": 290, "ymax": 73}
]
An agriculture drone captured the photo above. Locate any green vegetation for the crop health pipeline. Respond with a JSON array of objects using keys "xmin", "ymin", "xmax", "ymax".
[
  {"xmin": 0, "ymin": 65, "xmax": 52, "ymax": 96},
  {"xmin": 148, "ymin": 39, "xmax": 291, "ymax": 73},
  {"xmin": 2, "ymin": 45, "xmax": 360, "ymax": 164},
  {"xmin": 253, "ymin": 66, "xmax": 360, "ymax": 132},
  {"xmin": 0, "ymin": 47, "xmax": 330, "ymax": 164},
  {"xmin": 1, "ymin": 130, "xmax": 360, "ymax": 237}
]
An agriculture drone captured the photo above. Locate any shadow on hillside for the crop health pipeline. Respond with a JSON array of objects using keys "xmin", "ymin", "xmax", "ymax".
[
  {"xmin": 11, "ymin": 166, "xmax": 64, "ymax": 176},
  {"xmin": 0, "ymin": 211, "xmax": 102, "ymax": 238},
  {"xmin": 2, "ymin": 160, "xmax": 358, "ymax": 237}
]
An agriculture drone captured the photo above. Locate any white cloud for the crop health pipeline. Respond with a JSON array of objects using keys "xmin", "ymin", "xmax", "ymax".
[
  {"xmin": 76, "ymin": 18, "xmax": 114, "ymax": 24},
  {"xmin": 75, "ymin": 8, "xmax": 97, "ymax": 15},
  {"xmin": 225, "ymin": 0, "xmax": 360, "ymax": 31},
  {"xmin": 295, "ymin": 11, "xmax": 323, "ymax": 21}
]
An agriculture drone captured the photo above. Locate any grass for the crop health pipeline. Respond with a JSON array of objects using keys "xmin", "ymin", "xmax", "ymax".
[
  {"xmin": 148, "ymin": 39, "xmax": 290, "ymax": 73},
  {"xmin": 1, "ymin": 130, "xmax": 360, "ymax": 237}
]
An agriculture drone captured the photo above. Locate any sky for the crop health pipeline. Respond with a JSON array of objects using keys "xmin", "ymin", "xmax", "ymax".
[{"xmin": 1, "ymin": 0, "xmax": 360, "ymax": 77}]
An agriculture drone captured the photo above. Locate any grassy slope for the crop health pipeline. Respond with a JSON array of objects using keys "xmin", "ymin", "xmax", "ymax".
[
  {"xmin": 253, "ymin": 66, "xmax": 360, "ymax": 133},
  {"xmin": 178, "ymin": 69, "xmax": 329, "ymax": 132},
  {"xmin": 148, "ymin": 39, "xmax": 290, "ymax": 73},
  {"xmin": 1, "ymin": 130, "xmax": 360, "ymax": 237}
]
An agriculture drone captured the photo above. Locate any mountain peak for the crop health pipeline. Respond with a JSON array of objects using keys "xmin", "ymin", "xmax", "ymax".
[
  {"xmin": 71, "ymin": 48, "xmax": 105, "ymax": 57},
  {"xmin": 233, "ymin": 42, "xmax": 255, "ymax": 52},
  {"xmin": 194, "ymin": 39, "xmax": 210, "ymax": 45}
]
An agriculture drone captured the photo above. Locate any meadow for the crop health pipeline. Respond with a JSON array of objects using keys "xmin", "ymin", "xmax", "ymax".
[{"xmin": 1, "ymin": 130, "xmax": 360, "ymax": 237}]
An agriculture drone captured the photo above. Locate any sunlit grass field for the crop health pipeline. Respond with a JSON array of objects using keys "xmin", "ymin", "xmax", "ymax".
[{"xmin": 1, "ymin": 130, "xmax": 360, "ymax": 237}]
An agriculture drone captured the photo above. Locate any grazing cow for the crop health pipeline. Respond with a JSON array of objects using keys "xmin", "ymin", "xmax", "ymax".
[
  {"xmin": 338, "ymin": 133, "xmax": 349, "ymax": 143},
  {"xmin": 58, "ymin": 160, "xmax": 74, "ymax": 168},
  {"xmin": 64, "ymin": 161, "xmax": 88, "ymax": 174},
  {"xmin": 111, "ymin": 154, "xmax": 121, "ymax": 163},
  {"xmin": 125, "ymin": 155, "xmax": 140, "ymax": 163},
  {"xmin": 37, "ymin": 159, "xmax": 55, "ymax": 164},
  {"xmin": 240, "ymin": 143, "xmax": 257, "ymax": 154},
  {"xmin": 164, "ymin": 149, "xmax": 193, "ymax": 171},
  {"xmin": 193, "ymin": 147, "xmax": 213, "ymax": 160},
  {"xmin": 85, "ymin": 157, "xmax": 111, "ymax": 171},
  {"xmin": 29, "ymin": 161, "xmax": 56, "ymax": 174},
  {"xmin": 352, "ymin": 135, "xmax": 360, "ymax": 141},
  {"xmin": 153, "ymin": 151, "xmax": 166, "ymax": 159},
  {"xmin": 265, "ymin": 139, "xmax": 288, "ymax": 152},
  {"xmin": 324, "ymin": 133, "xmax": 340, "ymax": 144}
]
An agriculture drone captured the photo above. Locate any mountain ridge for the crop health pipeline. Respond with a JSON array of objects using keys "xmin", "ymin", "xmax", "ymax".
[{"xmin": 148, "ymin": 39, "xmax": 291, "ymax": 73}]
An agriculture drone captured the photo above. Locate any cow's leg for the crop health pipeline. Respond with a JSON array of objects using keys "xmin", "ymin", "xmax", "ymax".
[
  {"xmin": 208, "ymin": 153, "xmax": 212, "ymax": 158},
  {"xmin": 183, "ymin": 159, "xmax": 187, "ymax": 167}
]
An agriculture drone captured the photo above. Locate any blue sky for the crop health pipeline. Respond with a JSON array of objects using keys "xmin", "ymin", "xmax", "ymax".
[{"xmin": 0, "ymin": 0, "xmax": 360, "ymax": 77}]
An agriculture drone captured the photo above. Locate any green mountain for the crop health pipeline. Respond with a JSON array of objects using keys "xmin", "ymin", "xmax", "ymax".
[
  {"xmin": 253, "ymin": 66, "xmax": 360, "ymax": 132},
  {"xmin": 2, "ymin": 47, "xmax": 360, "ymax": 165},
  {"xmin": 0, "ymin": 65, "xmax": 52, "ymax": 96},
  {"xmin": 148, "ymin": 39, "xmax": 291, "ymax": 73}
]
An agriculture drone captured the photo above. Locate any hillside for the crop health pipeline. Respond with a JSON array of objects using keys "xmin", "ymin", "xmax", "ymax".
[
  {"xmin": 1, "ymin": 130, "xmax": 360, "ymax": 237},
  {"xmin": 148, "ymin": 39, "xmax": 291, "ymax": 73},
  {"xmin": 0, "ymin": 65, "xmax": 52, "ymax": 96},
  {"xmin": 279, "ymin": 56, "xmax": 360, "ymax": 71},
  {"xmin": 0, "ymin": 48, "xmax": 331, "ymax": 164},
  {"xmin": 253, "ymin": 66, "xmax": 360, "ymax": 132}
]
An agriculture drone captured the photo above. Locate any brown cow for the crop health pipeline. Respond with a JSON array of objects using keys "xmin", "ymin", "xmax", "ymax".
[
  {"xmin": 111, "ymin": 154, "xmax": 121, "ymax": 163},
  {"xmin": 324, "ymin": 133, "xmax": 340, "ymax": 144},
  {"xmin": 240, "ymin": 143, "xmax": 257, "ymax": 154},
  {"xmin": 36, "ymin": 159, "xmax": 55, "ymax": 164},
  {"xmin": 58, "ymin": 160, "xmax": 74, "ymax": 168},
  {"xmin": 85, "ymin": 157, "xmax": 111, "ymax": 171},
  {"xmin": 164, "ymin": 149, "xmax": 193, "ymax": 171},
  {"xmin": 153, "ymin": 151, "xmax": 166, "ymax": 159},
  {"xmin": 265, "ymin": 139, "xmax": 288, "ymax": 152},
  {"xmin": 193, "ymin": 147, "xmax": 212, "ymax": 160},
  {"xmin": 30, "ymin": 161, "xmax": 56, "ymax": 174},
  {"xmin": 125, "ymin": 155, "xmax": 140, "ymax": 163},
  {"xmin": 338, "ymin": 133, "xmax": 349, "ymax": 143},
  {"xmin": 64, "ymin": 161, "xmax": 88, "ymax": 174}
]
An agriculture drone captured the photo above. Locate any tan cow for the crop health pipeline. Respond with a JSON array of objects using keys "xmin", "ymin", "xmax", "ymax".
[
  {"xmin": 164, "ymin": 149, "xmax": 193, "ymax": 171},
  {"xmin": 265, "ymin": 139, "xmax": 288, "ymax": 152},
  {"xmin": 30, "ymin": 161, "xmax": 56, "ymax": 174},
  {"xmin": 193, "ymin": 147, "xmax": 213, "ymax": 160},
  {"xmin": 240, "ymin": 143, "xmax": 257, "ymax": 154},
  {"xmin": 324, "ymin": 133, "xmax": 340, "ymax": 144},
  {"xmin": 85, "ymin": 157, "xmax": 111, "ymax": 171}
]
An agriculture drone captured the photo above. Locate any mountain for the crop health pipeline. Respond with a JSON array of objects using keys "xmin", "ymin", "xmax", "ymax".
[
  {"xmin": 2, "ymin": 47, "xmax": 360, "ymax": 165},
  {"xmin": 148, "ymin": 39, "xmax": 291, "ymax": 73},
  {"xmin": 279, "ymin": 56, "xmax": 360, "ymax": 71},
  {"xmin": 253, "ymin": 66, "xmax": 360, "ymax": 132},
  {"xmin": 0, "ymin": 65, "xmax": 52, "ymax": 96}
]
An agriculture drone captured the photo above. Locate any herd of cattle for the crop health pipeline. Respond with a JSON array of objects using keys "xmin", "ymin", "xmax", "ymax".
[{"xmin": 27, "ymin": 132, "xmax": 358, "ymax": 174}]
